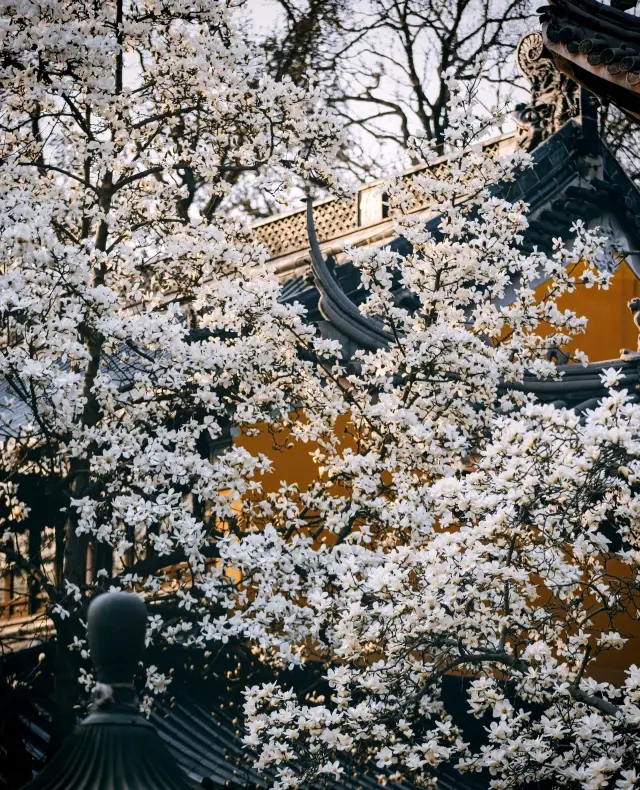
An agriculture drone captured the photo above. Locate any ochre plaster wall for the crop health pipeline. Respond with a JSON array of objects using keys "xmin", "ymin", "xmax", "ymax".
[
  {"xmin": 549, "ymin": 259, "xmax": 640, "ymax": 361},
  {"xmin": 239, "ymin": 260, "xmax": 640, "ymax": 486},
  {"xmin": 235, "ymin": 261, "xmax": 640, "ymax": 683}
]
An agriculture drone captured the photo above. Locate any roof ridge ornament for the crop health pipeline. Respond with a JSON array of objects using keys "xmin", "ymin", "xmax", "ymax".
[{"xmin": 514, "ymin": 31, "xmax": 581, "ymax": 151}]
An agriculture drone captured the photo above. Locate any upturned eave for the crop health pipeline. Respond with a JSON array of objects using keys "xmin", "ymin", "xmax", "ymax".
[{"xmin": 539, "ymin": 0, "xmax": 640, "ymax": 120}]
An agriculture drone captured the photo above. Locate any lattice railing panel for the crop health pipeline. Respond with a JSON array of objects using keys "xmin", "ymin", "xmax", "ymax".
[
  {"xmin": 254, "ymin": 198, "xmax": 356, "ymax": 258},
  {"xmin": 254, "ymin": 138, "xmax": 509, "ymax": 260},
  {"xmin": 390, "ymin": 161, "xmax": 456, "ymax": 216}
]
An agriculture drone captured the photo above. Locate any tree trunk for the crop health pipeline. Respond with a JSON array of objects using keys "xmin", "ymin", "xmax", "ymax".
[{"xmin": 49, "ymin": 621, "xmax": 79, "ymax": 754}]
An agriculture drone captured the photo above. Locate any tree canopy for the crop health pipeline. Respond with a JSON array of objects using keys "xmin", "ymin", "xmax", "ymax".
[{"xmin": 0, "ymin": 2, "xmax": 639, "ymax": 788}]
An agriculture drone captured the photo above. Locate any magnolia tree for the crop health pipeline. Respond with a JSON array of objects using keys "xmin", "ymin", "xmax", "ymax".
[
  {"xmin": 0, "ymin": 3, "xmax": 639, "ymax": 790},
  {"xmin": 235, "ymin": 91, "xmax": 640, "ymax": 789},
  {"xmin": 0, "ymin": 0, "xmax": 341, "ymax": 744}
]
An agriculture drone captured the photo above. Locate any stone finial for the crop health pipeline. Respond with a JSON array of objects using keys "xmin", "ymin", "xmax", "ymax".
[
  {"xmin": 21, "ymin": 590, "xmax": 200, "ymax": 789},
  {"xmin": 87, "ymin": 591, "xmax": 147, "ymax": 686}
]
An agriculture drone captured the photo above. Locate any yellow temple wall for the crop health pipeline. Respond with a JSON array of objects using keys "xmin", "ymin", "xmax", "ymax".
[
  {"xmin": 235, "ymin": 259, "xmax": 640, "ymax": 684},
  {"xmin": 554, "ymin": 259, "xmax": 640, "ymax": 361},
  {"xmin": 240, "ymin": 259, "xmax": 640, "ymax": 487}
]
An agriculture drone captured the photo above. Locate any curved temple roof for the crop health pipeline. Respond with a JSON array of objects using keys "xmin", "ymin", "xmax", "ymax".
[
  {"xmin": 539, "ymin": 0, "xmax": 640, "ymax": 119},
  {"xmin": 0, "ymin": 117, "xmax": 639, "ymax": 436},
  {"xmin": 306, "ymin": 198, "xmax": 395, "ymax": 352},
  {"xmin": 297, "ymin": 116, "xmax": 640, "ymax": 415},
  {"xmin": 287, "ymin": 115, "xmax": 640, "ymax": 318},
  {"xmin": 1, "ymin": 642, "xmax": 486, "ymax": 790}
]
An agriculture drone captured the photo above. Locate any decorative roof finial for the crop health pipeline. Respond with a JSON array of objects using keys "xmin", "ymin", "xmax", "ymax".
[
  {"xmin": 22, "ymin": 592, "xmax": 198, "ymax": 789},
  {"xmin": 88, "ymin": 590, "xmax": 146, "ymax": 686},
  {"xmin": 513, "ymin": 31, "xmax": 580, "ymax": 151}
]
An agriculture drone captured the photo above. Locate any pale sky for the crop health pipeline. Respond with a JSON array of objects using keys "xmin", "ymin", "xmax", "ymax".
[
  {"xmin": 241, "ymin": 0, "xmax": 527, "ymax": 176},
  {"xmin": 244, "ymin": 0, "xmax": 283, "ymax": 37}
]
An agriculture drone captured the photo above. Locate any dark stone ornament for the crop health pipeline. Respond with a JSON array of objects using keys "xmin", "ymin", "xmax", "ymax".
[
  {"xmin": 514, "ymin": 31, "xmax": 580, "ymax": 150},
  {"xmin": 21, "ymin": 592, "xmax": 199, "ymax": 789}
]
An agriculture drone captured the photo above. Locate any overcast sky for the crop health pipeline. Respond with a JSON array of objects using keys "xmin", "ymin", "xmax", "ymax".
[{"xmin": 245, "ymin": 0, "xmax": 283, "ymax": 37}]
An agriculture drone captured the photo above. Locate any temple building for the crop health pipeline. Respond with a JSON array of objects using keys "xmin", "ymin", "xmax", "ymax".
[
  {"xmin": 258, "ymin": 31, "xmax": 640, "ymax": 369},
  {"xmin": 2, "ymin": 25, "xmax": 640, "ymax": 790}
]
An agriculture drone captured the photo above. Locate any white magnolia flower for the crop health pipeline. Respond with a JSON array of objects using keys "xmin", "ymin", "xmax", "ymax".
[
  {"xmin": 600, "ymin": 367, "xmax": 626, "ymax": 388},
  {"xmin": 0, "ymin": 14, "xmax": 637, "ymax": 787}
]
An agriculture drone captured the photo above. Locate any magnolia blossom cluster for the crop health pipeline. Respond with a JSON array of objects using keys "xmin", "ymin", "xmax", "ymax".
[
  {"xmin": 236, "ymin": 79, "xmax": 639, "ymax": 789},
  {"xmin": 244, "ymin": 391, "xmax": 640, "ymax": 789},
  {"xmin": 0, "ymin": 1, "xmax": 339, "ymax": 573},
  {"xmin": 0, "ymin": 4, "xmax": 638, "ymax": 788},
  {"xmin": 0, "ymin": 0, "xmax": 339, "ymax": 713}
]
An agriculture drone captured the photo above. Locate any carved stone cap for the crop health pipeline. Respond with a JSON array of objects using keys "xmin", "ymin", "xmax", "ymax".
[
  {"xmin": 21, "ymin": 591, "xmax": 200, "ymax": 789},
  {"xmin": 87, "ymin": 591, "xmax": 147, "ymax": 685}
]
